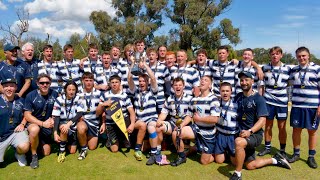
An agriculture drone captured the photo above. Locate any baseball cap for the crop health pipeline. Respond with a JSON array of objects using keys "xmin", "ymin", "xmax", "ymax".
[
  {"xmin": 238, "ymin": 71, "xmax": 254, "ymax": 79},
  {"xmin": 1, "ymin": 78, "xmax": 17, "ymax": 85},
  {"xmin": 4, "ymin": 44, "xmax": 20, "ymax": 51}
]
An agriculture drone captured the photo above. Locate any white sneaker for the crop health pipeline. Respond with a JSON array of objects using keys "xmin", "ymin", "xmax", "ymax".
[{"xmin": 15, "ymin": 153, "xmax": 27, "ymax": 167}]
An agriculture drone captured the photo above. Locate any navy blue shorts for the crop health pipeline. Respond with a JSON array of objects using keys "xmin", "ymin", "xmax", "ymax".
[
  {"xmin": 244, "ymin": 133, "xmax": 263, "ymax": 162},
  {"xmin": 215, "ymin": 132, "xmax": 236, "ymax": 156},
  {"xmin": 290, "ymin": 107, "xmax": 319, "ymax": 130},
  {"xmin": 190, "ymin": 124, "xmax": 216, "ymax": 154},
  {"xmin": 67, "ymin": 129, "xmax": 77, "ymax": 146},
  {"xmin": 83, "ymin": 120, "xmax": 99, "ymax": 137},
  {"xmin": 40, "ymin": 127, "xmax": 53, "ymax": 145},
  {"xmin": 266, "ymin": 104, "xmax": 288, "ymax": 121}
]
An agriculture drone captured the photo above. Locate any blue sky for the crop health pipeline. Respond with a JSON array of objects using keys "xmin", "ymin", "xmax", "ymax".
[{"xmin": 1, "ymin": 0, "xmax": 320, "ymax": 58}]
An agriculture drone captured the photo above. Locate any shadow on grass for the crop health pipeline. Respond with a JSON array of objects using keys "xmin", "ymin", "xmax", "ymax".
[{"xmin": 217, "ymin": 163, "xmax": 234, "ymax": 178}]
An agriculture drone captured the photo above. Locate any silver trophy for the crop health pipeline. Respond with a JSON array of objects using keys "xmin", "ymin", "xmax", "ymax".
[{"xmin": 130, "ymin": 51, "xmax": 144, "ymax": 76}]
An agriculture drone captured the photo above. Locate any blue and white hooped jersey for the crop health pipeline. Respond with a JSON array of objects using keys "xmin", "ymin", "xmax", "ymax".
[
  {"xmin": 216, "ymin": 99, "xmax": 238, "ymax": 135},
  {"xmin": 169, "ymin": 65, "xmax": 200, "ymax": 96},
  {"xmin": 82, "ymin": 58, "xmax": 104, "ymax": 84},
  {"xmin": 96, "ymin": 65, "xmax": 121, "ymax": 86},
  {"xmin": 99, "ymin": 90, "xmax": 133, "ymax": 124},
  {"xmin": 56, "ymin": 59, "xmax": 83, "ymax": 92},
  {"xmin": 161, "ymin": 93, "xmax": 193, "ymax": 124},
  {"xmin": 192, "ymin": 61, "xmax": 212, "ymax": 79},
  {"xmin": 263, "ymin": 63, "xmax": 291, "ymax": 107},
  {"xmin": 38, "ymin": 60, "xmax": 61, "ymax": 93},
  {"xmin": 77, "ymin": 88, "xmax": 102, "ymax": 127},
  {"xmin": 235, "ymin": 61, "xmax": 264, "ymax": 94},
  {"xmin": 52, "ymin": 95, "xmax": 81, "ymax": 131},
  {"xmin": 290, "ymin": 62, "xmax": 320, "ymax": 108},
  {"xmin": 129, "ymin": 87, "xmax": 158, "ymax": 122},
  {"xmin": 209, "ymin": 60, "xmax": 237, "ymax": 97},
  {"xmin": 187, "ymin": 92, "xmax": 220, "ymax": 128},
  {"xmin": 118, "ymin": 59, "xmax": 138, "ymax": 94}
]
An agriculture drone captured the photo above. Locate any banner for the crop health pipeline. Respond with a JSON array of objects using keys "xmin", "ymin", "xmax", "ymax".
[{"xmin": 105, "ymin": 100, "xmax": 129, "ymax": 140}]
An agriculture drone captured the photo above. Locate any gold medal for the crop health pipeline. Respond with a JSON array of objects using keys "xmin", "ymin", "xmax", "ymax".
[
  {"xmin": 242, "ymin": 114, "xmax": 246, "ymax": 121},
  {"xmin": 274, "ymin": 84, "xmax": 277, "ymax": 88},
  {"xmin": 176, "ymin": 118, "xmax": 183, "ymax": 126},
  {"xmin": 175, "ymin": 115, "xmax": 179, "ymax": 119},
  {"xmin": 86, "ymin": 109, "xmax": 91, "ymax": 113},
  {"xmin": 301, "ymin": 84, "xmax": 305, "ymax": 89},
  {"xmin": 9, "ymin": 117, "xmax": 13, "ymax": 124},
  {"xmin": 140, "ymin": 107, "xmax": 144, "ymax": 112},
  {"xmin": 42, "ymin": 111, "xmax": 46, "ymax": 117},
  {"xmin": 69, "ymin": 76, "xmax": 72, "ymax": 80}
]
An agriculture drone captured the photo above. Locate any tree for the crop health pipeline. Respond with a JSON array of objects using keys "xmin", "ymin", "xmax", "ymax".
[
  {"xmin": 90, "ymin": 0, "xmax": 168, "ymax": 49},
  {"xmin": 52, "ymin": 39, "xmax": 63, "ymax": 61},
  {"xmin": 0, "ymin": 8, "xmax": 29, "ymax": 47},
  {"xmin": 166, "ymin": 0, "xmax": 240, "ymax": 52}
]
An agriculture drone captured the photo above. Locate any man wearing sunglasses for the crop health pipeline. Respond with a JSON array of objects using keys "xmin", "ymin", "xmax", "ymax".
[{"xmin": 24, "ymin": 74, "xmax": 58, "ymax": 169}]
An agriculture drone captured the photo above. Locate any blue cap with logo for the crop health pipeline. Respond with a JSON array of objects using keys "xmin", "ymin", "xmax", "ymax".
[
  {"xmin": 3, "ymin": 43, "xmax": 20, "ymax": 51},
  {"xmin": 238, "ymin": 71, "xmax": 254, "ymax": 79},
  {"xmin": 1, "ymin": 78, "xmax": 17, "ymax": 85}
]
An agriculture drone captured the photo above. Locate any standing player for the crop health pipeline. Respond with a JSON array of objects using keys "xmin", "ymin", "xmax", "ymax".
[
  {"xmin": 96, "ymin": 75, "xmax": 135, "ymax": 152},
  {"xmin": 230, "ymin": 72, "xmax": 291, "ymax": 180},
  {"xmin": 157, "ymin": 45, "xmax": 167, "ymax": 64},
  {"xmin": 128, "ymin": 58, "xmax": 159, "ymax": 165},
  {"xmin": 0, "ymin": 44, "xmax": 31, "ymax": 97},
  {"xmin": 171, "ymin": 75, "xmax": 220, "ymax": 166},
  {"xmin": 258, "ymin": 47, "xmax": 291, "ymax": 157},
  {"xmin": 193, "ymin": 49, "xmax": 212, "ymax": 79},
  {"xmin": 215, "ymin": 82, "xmax": 238, "ymax": 164},
  {"xmin": 0, "ymin": 78, "xmax": 29, "ymax": 168},
  {"xmin": 76, "ymin": 72, "xmax": 105, "ymax": 160},
  {"xmin": 169, "ymin": 50, "xmax": 200, "ymax": 97},
  {"xmin": 52, "ymin": 81, "xmax": 81, "ymax": 163},
  {"xmin": 57, "ymin": 44, "xmax": 83, "ymax": 93},
  {"xmin": 288, "ymin": 47, "xmax": 320, "ymax": 169},
  {"xmin": 38, "ymin": 45, "xmax": 61, "ymax": 94},
  {"xmin": 24, "ymin": 74, "xmax": 58, "ymax": 169}
]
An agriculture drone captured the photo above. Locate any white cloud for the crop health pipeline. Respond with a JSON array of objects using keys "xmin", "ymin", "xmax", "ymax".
[
  {"xmin": 0, "ymin": 1, "xmax": 8, "ymax": 10},
  {"xmin": 283, "ymin": 15, "xmax": 307, "ymax": 20},
  {"xmin": 275, "ymin": 22, "xmax": 305, "ymax": 28}
]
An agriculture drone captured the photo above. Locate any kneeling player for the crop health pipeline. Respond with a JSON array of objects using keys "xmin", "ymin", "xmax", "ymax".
[
  {"xmin": 128, "ymin": 59, "xmax": 159, "ymax": 165},
  {"xmin": 96, "ymin": 75, "xmax": 135, "ymax": 152},
  {"xmin": 171, "ymin": 75, "xmax": 220, "ymax": 166},
  {"xmin": 156, "ymin": 77, "xmax": 192, "ymax": 156},
  {"xmin": 77, "ymin": 72, "xmax": 105, "ymax": 160},
  {"xmin": 215, "ymin": 82, "xmax": 238, "ymax": 164},
  {"xmin": 53, "ymin": 81, "xmax": 81, "ymax": 163}
]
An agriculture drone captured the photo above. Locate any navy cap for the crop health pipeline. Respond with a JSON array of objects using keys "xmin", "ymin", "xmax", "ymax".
[
  {"xmin": 1, "ymin": 78, "xmax": 17, "ymax": 85},
  {"xmin": 238, "ymin": 71, "xmax": 254, "ymax": 79},
  {"xmin": 4, "ymin": 44, "xmax": 20, "ymax": 51}
]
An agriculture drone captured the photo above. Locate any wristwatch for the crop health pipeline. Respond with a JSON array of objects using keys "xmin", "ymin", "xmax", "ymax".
[{"xmin": 248, "ymin": 129, "xmax": 253, "ymax": 134}]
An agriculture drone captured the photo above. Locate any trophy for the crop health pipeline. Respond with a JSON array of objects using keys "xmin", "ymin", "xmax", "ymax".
[{"xmin": 130, "ymin": 51, "xmax": 144, "ymax": 76}]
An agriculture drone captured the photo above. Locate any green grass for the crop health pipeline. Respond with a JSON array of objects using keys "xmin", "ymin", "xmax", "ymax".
[{"xmin": 1, "ymin": 122, "xmax": 319, "ymax": 180}]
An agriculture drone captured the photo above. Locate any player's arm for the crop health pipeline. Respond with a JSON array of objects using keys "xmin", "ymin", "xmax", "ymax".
[
  {"xmin": 156, "ymin": 113, "xmax": 168, "ymax": 127},
  {"xmin": 127, "ymin": 58, "xmax": 135, "ymax": 92},
  {"xmin": 251, "ymin": 60, "xmax": 264, "ymax": 80},
  {"xmin": 240, "ymin": 116, "xmax": 266, "ymax": 138},
  {"xmin": 144, "ymin": 60, "xmax": 157, "ymax": 90},
  {"xmin": 24, "ymin": 111, "xmax": 44, "ymax": 127},
  {"xmin": 18, "ymin": 78, "xmax": 31, "ymax": 97},
  {"xmin": 193, "ymin": 113, "xmax": 219, "ymax": 124},
  {"xmin": 180, "ymin": 115, "xmax": 192, "ymax": 128}
]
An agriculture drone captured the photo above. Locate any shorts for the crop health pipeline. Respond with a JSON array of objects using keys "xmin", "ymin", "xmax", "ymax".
[
  {"xmin": 0, "ymin": 131, "xmax": 29, "ymax": 162},
  {"xmin": 163, "ymin": 121, "xmax": 176, "ymax": 133},
  {"xmin": 190, "ymin": 124, "xmax": 216, "ymax": 154},
  {"xmin": 40, "ymin": 127, "xmax": 53, "ymax": 145},
  {"xmin": 83, "ymin": 120, "xmax": 99, "ymax": 137},
  {"xmin": 106, "ymin": 123, "xmax": 130, "ymax": 148},
  {"xmin": 215, "ymin": 132, "xmax": 236, "ymax": 156},
  {"xmin": 290, "ymin": 107, "xmax": 319, "ymax": 130},
  {"xmin": 266, "ymin": 104, "xmax": 288, "ymax": 121},
  {"xmin": 59, "ymin": 122, "xmax": 77, "ymax": 146},
  {"xmin": 244, "ymin": 133, "xmax": 263, "ymax": 162}
]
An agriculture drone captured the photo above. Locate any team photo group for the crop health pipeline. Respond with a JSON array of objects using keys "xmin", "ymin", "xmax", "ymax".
[{"xmin": 0, "ymin": 40, "xmax": 319, "ymax": 180}]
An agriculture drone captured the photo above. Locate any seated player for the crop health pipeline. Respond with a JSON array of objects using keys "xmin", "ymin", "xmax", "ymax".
[
  {"xmin": 214, "ymin": 82, "xmax": 238, "ymax": 164},
  {"xmin": 53, "ymin": 81, "xmax": 82, "ymax": 163},
  {"xmin": 128, "ymin": 57, "xmax": 159, "ymax": 165},
  {"xmin": 171, "ymin": 75, "xmax": 220, "ymax": 166},
  {"xmin": 0, "ymin": 78, "xmax": 29, "ymax": 168},
  {"xmin": 156, "ymin": 77, "xmax": 192, "ymax": 155},
  {"xmin": 96, "ymin": 75, "xmax": 135, "ymax": 152},
  {"xmin": 76, "ymin": 72, "xmax": 105, "ymax": 160}
]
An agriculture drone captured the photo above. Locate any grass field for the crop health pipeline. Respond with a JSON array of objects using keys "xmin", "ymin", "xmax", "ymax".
[{"xmin": 0, "ymin": 122, "xmax": 319, "ymax": 180}]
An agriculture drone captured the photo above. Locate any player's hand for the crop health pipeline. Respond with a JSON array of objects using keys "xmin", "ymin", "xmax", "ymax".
[
  {"xmin": 14, "ymin": 124, "xmax": 25, "ymax": 132},
  {"xmin": 79, "ymin": 57, "xmax": 88, "ymax": 69},
  {"xmin": 317, "ymin": 106, "xmax": 320, "ymax": 117},
  {"xmin": 256, "ymin": 68, "xmax": 264, "ymax": 80},
  {"xmin": 230, "ymin": 59, "xmax": 239, "ymax": 65},
  {"xmin": 127, "ymin": 123, "xmax": 134, "ymax": 133},
  {"xmin": 100, "ymin": 123, "xmax": 106, "ymax": 134},
  {"xmin": 239, "ymin": 130, "xmax": 250, "ymax": 138},
  {"xmin": 193, "ymin": 112, "xmax": 201, "ymax": 122},
  {"xmin": 99, "ymin": 84, "xmax": 109, "ymax": 91},
  {"xmin": 60, "ymin": 123, "xmax": 70, "ymax": 134},
  {"xmin": 156, "ymin": 121, "xmax": 163, "ymax": 127},
  {"xmin": 54, "ymin": 133, "xmax": 61, "ymax": 143}
]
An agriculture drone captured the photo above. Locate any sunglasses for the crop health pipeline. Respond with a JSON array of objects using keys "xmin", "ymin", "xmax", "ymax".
[{"xmin": 39, "ymin": 81, "xmax": 51, "ymax": 85}]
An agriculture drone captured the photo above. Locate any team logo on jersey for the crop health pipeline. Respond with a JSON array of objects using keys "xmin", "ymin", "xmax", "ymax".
[
  {"xmin": 247, "ymin": 101, "xmax": 253, "ymax": 108},
  {"xmin": 17, "ymin": 67, "xmax": 24, "ymax": 73},
  {"xmin": 293, "ymin": 119, "xmax": 299, "ymax": 125}
]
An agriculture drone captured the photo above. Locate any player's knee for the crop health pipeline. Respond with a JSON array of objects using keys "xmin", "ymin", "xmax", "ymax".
[
  {"xmin": 215, "ymin": 157, "xmax": 225, "ymax": 164},
  {"xmin": 200, "ymin": 157, "xmax": 212, "ymax": 165},
  {"xmin": 42, "ymin": 145, "xmax": 51, "ymax": 156},
  {"xmin": 265, "ymin": 124, "xmax": 273, "ymax": 131},
  {"xmin": 246, "ymin": 162, "xmax": 256, "ymax": 170},
  {"xmin": 110, "ymin": 145, "xmax": 119, "ymax": 153},
  {"xmin": 28, "ymin": 124, "xmax": 40, "ymax": 136},
  {"xmin": 17, "ymin": 143, "xmax": 29, "ymax": 154},
  {"xmin": 77, "ymin": 122, "xmax": 87, "ymax": 134},
  {"xmin": 235, "ymin": 137, "xmax": 246, "ymax": 148}
]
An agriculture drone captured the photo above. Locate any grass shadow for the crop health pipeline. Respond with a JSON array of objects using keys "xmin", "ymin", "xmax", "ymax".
[{"xmin": 217, "ymin": 163, "xmax": 235, "ymax": 178}]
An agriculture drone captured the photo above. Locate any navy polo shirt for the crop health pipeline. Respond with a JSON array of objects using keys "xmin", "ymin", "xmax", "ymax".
[
  {"xmin": 0, "ymin": 60, "xmax": 32, "ymax": 93},
  {"xmin": 0, "ymin": 95, "xmax": 24, "ymax": 142},
  {"xmin": 24, "ymin": 89, "xmax": 58, "ymax": 121},
  {"xmin": 21, "ymin": 58, "xmax": 40, "ymax": 92},
  {"xmin": 235, "ymin": 91, "xmax": 269, "ymax": 134}
]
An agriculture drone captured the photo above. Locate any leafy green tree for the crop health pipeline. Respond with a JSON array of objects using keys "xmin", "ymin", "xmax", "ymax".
[
  {"xmin": 52, "ymin": 39, "xmax": 63, "ymax": 61},
  {"xmin": 90, "ymin": 0, "xmax": 168, "ymax": 49},
  {"xmin": 166, "ymin": 0, "xmax": 240, "ymax": 52}
]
